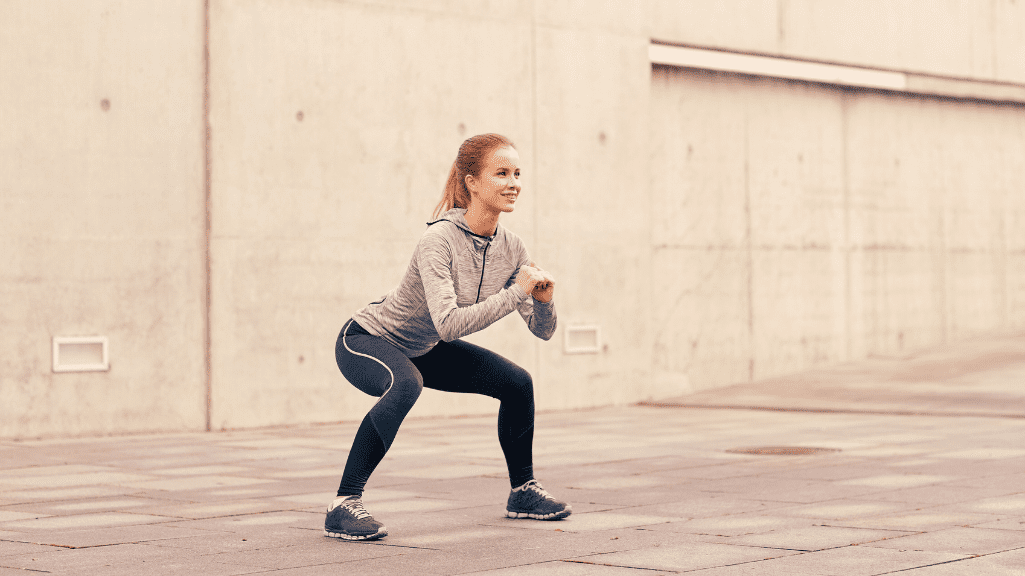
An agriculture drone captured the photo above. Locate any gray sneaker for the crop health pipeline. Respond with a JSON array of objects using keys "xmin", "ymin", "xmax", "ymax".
[
  {"xmin": 324, "ymin": 496, "xmax": 388, "ymax": 541},
  {"xmin": 506, "ymin": 480, "xmax": 572, "ymax": 520}
]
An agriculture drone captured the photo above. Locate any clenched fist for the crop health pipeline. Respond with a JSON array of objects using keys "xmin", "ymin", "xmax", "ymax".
[{"xmin": 515, "ymin": 262, "xmax": 555, "ymax": 303}]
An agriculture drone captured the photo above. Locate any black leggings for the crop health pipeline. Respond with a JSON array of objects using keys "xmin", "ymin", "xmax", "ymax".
[{"xmin": 334, "ymin": 319, "xmax": 535, "ymax": 497}]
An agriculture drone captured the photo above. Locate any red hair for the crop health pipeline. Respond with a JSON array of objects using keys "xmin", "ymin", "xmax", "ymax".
[{"xmin": 432, "ymin": 133, "xmax": 515, "ymax": 219}]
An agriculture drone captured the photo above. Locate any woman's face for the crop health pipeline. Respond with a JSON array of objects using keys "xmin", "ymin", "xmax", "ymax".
[{"xmin": 466, "ymin": 146, "xmax": 521, "ymax": 214}]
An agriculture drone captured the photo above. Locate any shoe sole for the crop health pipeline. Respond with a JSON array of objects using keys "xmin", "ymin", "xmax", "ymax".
[
  {"xmin": 323, "ymin": 528, "xmax": 388, "ymax": 541},
  {"xmin": 506, "ymin": 509, "xmax": 572, "ymax": 520}
]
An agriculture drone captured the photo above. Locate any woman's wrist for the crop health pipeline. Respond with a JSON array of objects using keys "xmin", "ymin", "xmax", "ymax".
[{"xmin": 510, "ymin": 283, "xmax": 529, "ymax": 299}]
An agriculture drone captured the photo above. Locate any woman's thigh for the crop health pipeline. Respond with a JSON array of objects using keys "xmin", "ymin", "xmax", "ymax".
[
  {"xmin": 411, "ymin": 339, "xmax": 530, "ymax": 399},
  {"xmin": 336, "ymin": 319, "xmax": 421, "ymax": 397}
]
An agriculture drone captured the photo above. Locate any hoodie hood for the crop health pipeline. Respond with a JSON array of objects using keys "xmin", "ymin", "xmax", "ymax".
[{"xmin": 427, "ymin": 208, "xmax": 499, "ymax": 241}]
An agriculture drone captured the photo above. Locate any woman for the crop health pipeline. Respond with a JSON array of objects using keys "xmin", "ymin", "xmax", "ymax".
[{"xmin": 326, "ymin": 133, "xmax": 571, "ymax": 541}]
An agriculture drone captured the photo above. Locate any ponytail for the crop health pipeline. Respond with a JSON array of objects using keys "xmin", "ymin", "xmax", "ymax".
[
  {"xmin": 432, "ymin": 160, "xmax": 472, "ymax": 220},
  {"xmin": 432, "ymin": 133, "xmax": 515, "ymax": 220}
]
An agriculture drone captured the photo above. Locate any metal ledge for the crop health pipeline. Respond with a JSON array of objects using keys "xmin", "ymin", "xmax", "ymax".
[{"xmin": 650, "ymin": 41, "xmax": 1025, "ymax": 104}]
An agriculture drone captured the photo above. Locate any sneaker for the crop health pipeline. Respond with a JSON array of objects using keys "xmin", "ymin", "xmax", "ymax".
[
  {"xmin": 324, "ymin": 496, "xmax": 388, "ymax": 541},
  {"xmin": 506, "ymin": 480, "xmax": 572, "ymax": 520}
]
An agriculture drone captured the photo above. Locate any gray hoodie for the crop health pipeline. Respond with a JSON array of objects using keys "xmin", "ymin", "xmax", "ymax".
[{"xmin": 352, "ymin": 208, "xmax": 557, "ymax": 357}]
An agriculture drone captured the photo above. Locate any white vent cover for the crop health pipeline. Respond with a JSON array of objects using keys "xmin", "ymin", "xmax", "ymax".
[
  {"xmin": 564, "ymin": 325, "xmax": 601, "ymax": 354},
  {"xmin": 53, "ymin": 336, "xmax": 109, "ymax": 372}
]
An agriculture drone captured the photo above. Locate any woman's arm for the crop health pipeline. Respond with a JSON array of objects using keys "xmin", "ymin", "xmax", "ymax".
[
  {"xmin": 418, "ymin": 235, "xmax": 530, "ymax": 342},
  {"xmin": 512, "ymin": 254, "xmax": 557, "ymax": 341}
]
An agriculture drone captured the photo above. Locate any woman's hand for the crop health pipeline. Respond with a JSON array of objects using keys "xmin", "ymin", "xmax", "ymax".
[
  {"xmin": 515, "ymin": 264, "xmax": 546, "ymax": 295},
  {"xmin": 528, "ymin": 263, "xmax": 555, "ymax": 303}
]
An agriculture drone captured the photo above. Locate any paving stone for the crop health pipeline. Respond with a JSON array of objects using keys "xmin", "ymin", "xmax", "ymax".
[
  {"xmin": 959, "ymin": 494, "xmax": 1025, "ymax": 514},
  {"xmin": 138, "ymin": 531, "xmax": 305, "ymax": 554},
  {"xmin": 757, "ymin": 462, "xmax": 898, "ymax": 482},
  {"xmin": 484, "ymin": 512, "xmax": 676, "ymax": 533},
  {"xmin": 621, "ymin": 495, "xmax": 791, "ymax": 519},
  {"xmin": 464, "ymin": 559, "xmax": 675, "ymax": 575},
  {"xmin": 864, "ymin": 526, "xmax": 1025, "ymax": 555},
  {"xmin": 261, "ymin": 467, "xmax": 342, "ymax": 479},
  {"xmin": 0, "ymin": 511, "xmax": 47, "ymax": 523},
  {"xmin": 902, "ymin": 459, "xmax": 1025, "ymax": 479},
  {"xmin": 0, "ymin": 471, "xmax": 158, "ymax": 490},
  {"xmin": 577, "ymin": 455, "xmax": 735, "ymax": 476},
  {"xmin": 840, "ymin": 514, "xmax": 1002, "ymax": 534},
  {"xmin": 139, "ymin": 498, "xmax": 305, "ymax": 520},
  {"xmin": 150, "ymin": 465, "xmax": 257, "ymax": 476},
  {"xmin": 934, "ymin": 448, "xmax": 1025, "ymax": 460},
  {"xmin": 172, "ymin": 510, "xmax": 318, "ymax": 532},
  {"xmin": 665, "ymin": 561, "xmax": 823, "ymax": 575},
  {"xmin": 0, "ymin": 542, "xmax": 176, "ymax": 572},
  {"xmin": 0, "ymin": 486, "xmax": 137, "ymax": 503},
  {"xmin": 839, "ymin": 474, "xmax": 960, "ymax": 489},
  {"xmin": 4, "ymin": 552, "xmax": 264, "ymax": 576},
  {"xmin": 557, "ymin": 483, "xmax": 708, "ymax": 508},
  {"xmin": 850, "ymin": 482, "xmax": 1018, "ymax": 506},
  {"xmin": 364, "ymin": 497, "xmax": 469, "ymax": 515},
  {"xmin": 696, "ymin": 477, "xmax": 886, "ymax": 504},
  {"xmin": 0, "ymin": 523, "xmax": 222, "ymax": 549},
  {"xmin": 566, "ymin": 541, "xmax": 801, "ymax": 572},
  {"xmin": 0, "ymin": 539, "xmax": 57, "ymax": 557},
  {"xmin": 973, "ymin": 516, "xmax": 1025, "ymax": 531},
  {"xmin": 332, "ymin": 540, "xmax": 599, "ymax": 575},
  {"xmin": 0, "ymin": 555, "xmax": 70, "ymax": 575},
  {"xmin": 893, "ymin": 548, "xmax": 1025, "ymax": 575},
  {"xmin": 565, "ymin": 476, "xmax": 666, "ymax": 491},
  {"xmin": 1, "ymin": 512, "xmax": 178, "ymax": 531},
  {"xmin": 1, "ymin": 464, "xmax": 117, "ymax": 478},
  {"xmin": 1, "ymin": 495, "xmax": 169, "ymax": 518},
  {"xmin": 712, "ymin": 524, "xmax": 920, "ymax": 552},
  {"xmin": 378, "ymin": 475, "xmax": 511, "ymax": 504},
  {"xmin": 644, "ymin": 513, "xmax": 813, "ymax": 537},
  {"xmin": 45, "ymin": 498, "xmax": 154, "ymax": 513},
  {"xmin": 776, "ymin": 499, "xmax": 913, "ymax": 521},
  {"xmin": 394, "ymin": 463, "xmax": 508, "ymax": 480},
  {"xmin": 723, "ymin": 545, "xmax": 971, "ymax": 575},
  {"xmin": 233, "ymin": 448, "xmax": 333, "ymax": 460},
  {"xmin": 201, "ymin": 538, "xmax": 408, "ymax": 570},
  {"xmin": 120, "ymin": 475, "xmax": 274, "ymax": 492}
]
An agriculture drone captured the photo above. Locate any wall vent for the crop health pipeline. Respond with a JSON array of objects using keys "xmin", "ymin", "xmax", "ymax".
[
  {"xmin": 564, "ymin": 325, "xmax": 601, "ymax": 354},
  {"xmin": 52, "ymin": 336, "xmax": 109, "ymax": 373}
]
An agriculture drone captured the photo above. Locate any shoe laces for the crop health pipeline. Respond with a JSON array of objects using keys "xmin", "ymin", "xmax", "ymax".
[
  {"xmin": 340, "ymin": 497, "xmax": 372, "ymax": 520},
  {"xmin": 519, "ymin": 480, "xmax": 553, "ymax": 501}
]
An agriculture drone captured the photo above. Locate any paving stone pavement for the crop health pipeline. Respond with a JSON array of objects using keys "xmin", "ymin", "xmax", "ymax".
[{"xmin": 2, "ymin": 333, "xmax": 1024, "ymax": 575}]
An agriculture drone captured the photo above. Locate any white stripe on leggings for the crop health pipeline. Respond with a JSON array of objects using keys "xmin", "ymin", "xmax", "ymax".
[{"xmin": 342, "ymin": 318, "xmax": 396, "ymax": 404}]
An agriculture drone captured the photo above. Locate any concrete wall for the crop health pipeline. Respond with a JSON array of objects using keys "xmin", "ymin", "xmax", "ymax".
[
  {"xmin": 206, "ymin": 0, "xmax": 540, "ymax": 429},
  {"xmin": 3, "ymin": 0, "xmax": 1023, "ymax": 438},
  {"xmin": 651, "ymin": 0, "xmax": 1025, "ymax": 84},
  {"xmin": 650, "ymin": 67, "xmax": 1025, "ymax": 391},
  {"xmin": 0, "ymin": 1, "xmax": 207, "ymax": 438}
]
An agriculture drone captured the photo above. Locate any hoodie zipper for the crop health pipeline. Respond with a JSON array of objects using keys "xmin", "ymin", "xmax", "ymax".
[
  {"xmin": 427, "ymin": 213, "xmax": 494, "ymax": 304},
  {"xmin": 475, "ymin": 242, "xmax": 490, "ymax": 303}
]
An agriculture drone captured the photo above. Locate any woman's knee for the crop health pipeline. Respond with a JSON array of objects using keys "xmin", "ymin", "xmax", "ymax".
[
  {"xmin": 387, "ymin": 373, "xmax": 423, "ymax": 409},
  {"xmin": 505, "ymin": 366, "xmax": 534, "ymax": 400}
]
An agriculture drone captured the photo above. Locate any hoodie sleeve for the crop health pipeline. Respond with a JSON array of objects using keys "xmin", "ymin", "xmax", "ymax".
[
  {"xmin": 417, "ymin": 231, "xmax": 529, "ymax": 342},
  {"xmin": 509, "ymin": 240, "xmax": 558, "ymax": 341}
]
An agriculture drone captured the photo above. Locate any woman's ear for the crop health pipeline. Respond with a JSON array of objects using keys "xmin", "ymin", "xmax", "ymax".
[{"xmin": 464, "ymin": 173, "xmax": 476, "ymax": 194}]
